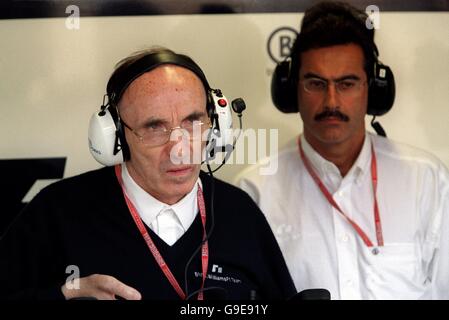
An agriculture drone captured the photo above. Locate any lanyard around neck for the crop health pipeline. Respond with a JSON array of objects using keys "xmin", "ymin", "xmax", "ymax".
[
  {"xmin": 115, "ymin": 165, "xmax": 209, "ymax": 300},
  {"xmin": 298, "ymin": 139, "xmax": 384, "ymax": 250}
]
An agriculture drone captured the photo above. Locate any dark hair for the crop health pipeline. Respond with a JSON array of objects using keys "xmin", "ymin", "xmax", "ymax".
[{"xmin": 292, "ymin": 1, "xmax": 377, "ymax": 81}]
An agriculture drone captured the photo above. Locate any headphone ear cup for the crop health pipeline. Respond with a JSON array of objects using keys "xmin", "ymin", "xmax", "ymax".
[
  {"xmin": 88, "ymin": 107, "xmax": 125, "ymax": 166},
  {"xmin": 368, "ymin": 63, "xmax": 395, "ymax": 116},
  {"xmin": 271, "ymin": 60, "xmax": 298, "ymax": 113}
]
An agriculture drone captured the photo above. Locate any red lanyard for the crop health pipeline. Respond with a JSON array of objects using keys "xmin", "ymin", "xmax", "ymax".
[
  {"xmin": 115, "ymin": 165, "xmax": 209, "ymax": 300},
  {"xmin": 298, "ymin": 139, "xmax": 384, "ymax": 248}
]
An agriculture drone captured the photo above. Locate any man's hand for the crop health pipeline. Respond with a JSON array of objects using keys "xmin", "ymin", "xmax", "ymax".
[{"xmin": 61, "ymin": 274, "xmax": 142, "ymax": 300}]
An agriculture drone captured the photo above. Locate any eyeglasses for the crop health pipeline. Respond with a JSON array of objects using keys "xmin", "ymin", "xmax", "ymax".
[
  {"xmin": 121, "ymin": 117, "xmax": 211, "ymax": 147},
  {"xmin": 301, "ymin": 77, "xmax": 367, "ymax": 98}
]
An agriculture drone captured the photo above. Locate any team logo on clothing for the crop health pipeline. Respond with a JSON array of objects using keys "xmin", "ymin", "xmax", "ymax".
[
  {"xmin": 194, "ymin": 264, "xmax": 242, "ymax": 284},
  {"xmin": 212, "ymin": 264, "xmax": 223, "ymax": 273}
]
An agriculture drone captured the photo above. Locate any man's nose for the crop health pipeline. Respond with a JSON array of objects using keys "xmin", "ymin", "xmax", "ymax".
[
  {"xmin": 169, "ymin": 127, "xmax": 187, "ymax": 142},
  {"xmin": 167, "ymin": 128, "xmax": 190, "ymax": 158},
  {"xmin": 323, "ymin": 82, "xmax": 339, "ymax": 108}
]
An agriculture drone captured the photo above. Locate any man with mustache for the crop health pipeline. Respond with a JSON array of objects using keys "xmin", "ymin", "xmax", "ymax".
[
  {"xmin": 238, "ymin": 1, "xmax": 449, "ymax": 299},
  {"xmin": 0, "ymin": 47, "xmax": 295, "ymax": 300}
]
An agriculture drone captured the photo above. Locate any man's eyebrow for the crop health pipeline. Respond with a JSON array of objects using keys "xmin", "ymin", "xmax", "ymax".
[
  {"xmin": 303, "ymin": 72, "xmax": 327, "ymax": 81},
  {"xmin": 302, "ymin": 72, "xmax": 362, "ymax": 81},
  {"xmin": 141, "ymin": 117, "xmax": 170, "ymax": 128},
  {"xmin": 335, "ymin": 75, "xmax": 362, "ymax": 81},
  {"xmin": 140, "ymin": 111, "xmax": 207, "ymax": 128},
  {"xmin": 182, "ymin": 111, "xmax": 207, "ymax": 122}
]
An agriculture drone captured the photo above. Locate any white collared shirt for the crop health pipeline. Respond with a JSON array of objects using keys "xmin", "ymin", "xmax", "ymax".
[
  {"xmin": 237, "ymin": 133, "xmax": 449, "ymax": 299},
  {"xmin": 121, "ymin": 163, "xmax": 200, "ymax": 246}
]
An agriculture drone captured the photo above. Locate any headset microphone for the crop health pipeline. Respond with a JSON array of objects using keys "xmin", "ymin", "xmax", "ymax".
[
  {"xmin": 205, "ymin": 97, "xmax": 246, "ymax": 174},
  {"xmin": 231, "ymin": 98, "xmax": 247, "ymax": 114}
]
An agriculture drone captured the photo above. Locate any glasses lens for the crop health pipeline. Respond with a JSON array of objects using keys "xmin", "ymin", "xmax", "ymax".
[
  {"xmin": 303, "ymin": 78, "xmax": 364, "ymax": 97},
  {"xmin": 335, "ymin": 79, "xmax": 362, "ymax": 95},
  {"xmin": 185, "ymin": 120, "xmax": 207, "ymax": 141},
  {"xmin": 304, "ymin": 79, "xmax": 327, "ymax": 93},
  {"xmin": 141, "ymin": 129, "xmax": 169, "ymax": 146},
  {"xmin": 138, "ymin": 118, "xmax": 210, "ymax": 147}
]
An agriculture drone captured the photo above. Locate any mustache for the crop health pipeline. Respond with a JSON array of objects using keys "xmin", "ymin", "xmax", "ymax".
[{"xmin": 314, "ymin": 109, "xmax": 350, "ymax": 122}]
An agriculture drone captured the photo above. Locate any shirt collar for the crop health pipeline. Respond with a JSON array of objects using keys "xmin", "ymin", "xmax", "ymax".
[
  {"xmin": 300, "ymin": 133, "xmax": 372, "ymax": 185},
  {"xmin": 300, "ymin": 134, "xmax": 339, "ymax": 178},
  {"xmin": 121, "ymin": 163, "xmax": 201, "ymax": 231},
  {"xmin": 347, "ymin": 133, "xmax": 372, "ymax": 185}
]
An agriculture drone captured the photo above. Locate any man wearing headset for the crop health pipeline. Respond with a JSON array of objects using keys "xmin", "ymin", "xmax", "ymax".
[
  {"xmin": 0, "ymin": 47, "xmax": 295, "ymax": 300},
  {"xmin": 238, "ymin": 2, "xmax": 449, "ymax": 299}
]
